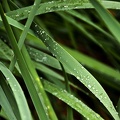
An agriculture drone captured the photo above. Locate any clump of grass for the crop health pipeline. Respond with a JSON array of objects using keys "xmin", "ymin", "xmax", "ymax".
[{"xmin": 0, "ymin": 0, "xmax": 120, "ymax": 120}]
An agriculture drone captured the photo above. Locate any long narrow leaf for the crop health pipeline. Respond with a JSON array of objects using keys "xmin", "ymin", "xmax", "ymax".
[
  {"xmin": 1, "ymin": 39, "xmax": 120, "ymax": 90},
  {"xmin": 0, "ymin": 62, "xmax": 32, "ymax": 120},
  {"xmin": 89, "ymin": 0, "xmax": 120, "ymax": 44},
  {"xmin": 5, "ymin": 1, "xmax": 120, "ymax": 22},
  {"xmin": 32, "ymin": 23, "xmax": 119, "ymax": 120},
  {"xmin": 43, "ymin": 80, "xmax": 104, "ymax": 120},
  {"xmin": 0, "ymin": 86, "xmax": 17, "ymax": 120},
  {"xmin": 0, "ymin": 4, "xmax": 56, "ymax": 120}
]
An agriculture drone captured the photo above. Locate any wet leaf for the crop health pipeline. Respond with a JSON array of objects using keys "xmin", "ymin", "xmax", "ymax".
[
  {"xmin": 44, "ymin": 80, "xmax": 104, "ymax": 120},
  {"xmin": 32, "ymin": 23, "xmax": 119, "ymax": 120}
]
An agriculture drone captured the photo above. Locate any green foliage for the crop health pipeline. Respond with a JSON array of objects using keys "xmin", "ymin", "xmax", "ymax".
[{"xmin": 0, "ymin": 0, "xmax": 120, "ymax": 120}]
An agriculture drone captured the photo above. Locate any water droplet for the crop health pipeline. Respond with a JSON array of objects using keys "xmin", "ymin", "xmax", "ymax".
[
  {"xmin": 42, "ymin": 57, "xmax": 47, "ymax": 62},
  {"xmin": 76, "ymin": 76, "xmax": 80, "ymax": 80},
  {"xmin": 88, "ymin": 85, "xmax": 91, "ymax": 88},
  {"xmin": 36, "ymin": 58, "xmax": 42, "ymax": 62},
  {"xmin": 74, "ymin": 68, "xmax": 76, "ymax": 71},
  {"xmin": 16, "ymin": 14, "xmax": 19, "ymax": 17},
  {"xmin": 53, "ymin": 92, "xmax": 58, "ymax": 95},
  {"xmin": 6, "ymin": 77, "xmax": 9, "ymax": 80},
  {"xmin": 28, "ymin": 11, "xmax": 30, "ymax": 13},
  {"xmin": 45, "ymin": 7, "xmax": 50, "ymax": 11},
  {"xmin": 35, "ymin": 52, "xmax": 38, "ymax": 55},
  {"xmin": 64, "ymin": 5, "xmax": 68, "ymax": 8},
  {"xmin": 35, "ymin": 24, "xmax": 37, "ymax": 27},
  {"xmin": 47, "ymin": 1, "xmax": 55, "ymax": 4}
]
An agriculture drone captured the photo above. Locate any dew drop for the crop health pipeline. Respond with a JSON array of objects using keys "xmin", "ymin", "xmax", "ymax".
[
  {"xmin": 74, "ymin": 68, "xmax": 76, "ymax": 71},
  {"xmin": 81, "ymin": 66, "xmax": 84, "ymax": 69},
  {"xmin": 35, "ymin": 52, "xmax": 38, "ymax": 55},
  {"xmin": 6, "ymin": 77, "xmax": 9, "ymax": 80},
  {"xmin": 58, "ymin": 5, "xmax": 60, "ymax": 8},
  {"xmin": 28, "ymin": 11, "xmax": 30, "ymax": 13},
  {"xmin": 88, "ymin": 85, "xmax": 91, "ymax": 88},
  {"xmin": 16, "ymin": 14, "xmax": 19, "ymax": 17},
  {"xmin": 35, "ymin": 24, "xmax": 37, "ymax": 27},
  {"xmin": 76, "ymin": 76, "xmax": 80, "ymax": 80},
  {"xmin": 45, "ymin": 7, "xmax": 50, "ymax": 11},
  {"xmin": 53, "ymin": 92, "xmax": 58, "ymax": 95},
  {"xmin": 42, "ymin": 57, "xmax": 47, "ymax": 62},
  {"xmin": 64, "ymin": 5, "xmax": 68, "ymax": 8}
]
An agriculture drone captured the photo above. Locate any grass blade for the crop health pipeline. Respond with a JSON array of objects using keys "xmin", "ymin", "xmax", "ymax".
[
  {"xmin": 43, "ymin": 80, "xmax": 104, "ymax": 120},
  {"xmin": 89, "ymin": 0, "xmax": 120, "ymax": 44},
  {"xmin": 1, "ymin": 38, "xmax": 120, "ymax": 91},
  {"xmin": 32, "ymin": 22, "xmax": 119, "ymax": 120},
  {"xmin": 0, "ymin": 86, "xmax": 17, "ymax": 120},
  {"xmin": 27, "ymin": 43, "xmax": 120, "ymax": 83},
  {"xmin": 0, "ymin": 3, "xmax": 57, "ymax": 120},
  {"xmin": 6, "ymin": 1, "xmax": 120, "ymax": 22},
  {"xmin": 0, "ymin": 62, "xmax": 32, "ymax": 120},
  {"xmin": 67, "ymin": 10, "xmax": 114, "ymax": 40}
]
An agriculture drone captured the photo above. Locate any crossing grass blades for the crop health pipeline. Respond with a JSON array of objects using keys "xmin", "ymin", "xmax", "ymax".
[{"xmin": 0, "ymin": 0, "xmax": 120, "ymax": 120}]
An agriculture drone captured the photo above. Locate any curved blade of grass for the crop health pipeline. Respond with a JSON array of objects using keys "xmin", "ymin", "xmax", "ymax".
[
  {"xmin": 0, "ymin": 71, "xmax": 21, "ymax": 120},
  {"xmin": 6, "ymin": 1, "xmax": 120, "ymax": 21},
  {"xmin": 43, "ymin": 80, "xmax": 104, "ymax": 120},
  {"xmin": 2, "ymin": 6, "xmax": 120, "ymax": 64},
  {"xmin": 27, "ymin": 41, "xmax": 120, "ymax": 90},
  {"xmin": 1, "ymin": 38, "xmax": 120, "ymax": 91},
  {"xmin": 0, "ymin": 86, "xmax": 17, "ymax": 120},
  {"xmin": 0, "ymin": 4, "xmax": 57, "ymax": 120},
  {"xmin": 27, "ymin": 46, "xmax": 61, "ymax": 70},
  {"xmin": 33, "ymin": 61, "xmax": 89, "ymax": 96},
  {"xmin": 89, "ymin": 0, "xmax": 120, "ymax": 44},
  {"xmin": 21, "ymin": 45, "xmax": 58, "ymax": 120},
  {"xmin": 32, "ymin": 23, "xmax": 119, "ymax": 120},
  {"xmin": 0, "ymin": 62, "xmax": 32, "ymax": 120},
  {"xmin": 0, "ymin": 37, "xmax": 112, "ymax": 97},
  {"xmin": 6, "ymin": 0, "xmax": 92, "ymax": 21},
  {"xmin": 1, "ymin": 22, "xmax": 120, "ymax": 90}
]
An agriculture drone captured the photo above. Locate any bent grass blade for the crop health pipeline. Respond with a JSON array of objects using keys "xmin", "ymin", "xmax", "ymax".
[
  {"xmin": 43, "ymin": 80, "xmax": 104, "ymax": 120},
  {"xmin": 5, "ymin": 1, "xmax": 120, "ymax": 22},
  {"xmin": 0, "ymin": 62, "xmax": 32, "ymax": 120},
  {"xmin": 0, "ymin": 86, "xmax": 17, "ymax": 120},
  {"xmin": 32, "ymin": 23, "xmax": 119, "ymax": 120}
]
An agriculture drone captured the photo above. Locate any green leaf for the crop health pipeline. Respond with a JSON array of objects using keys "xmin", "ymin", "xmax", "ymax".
[
  {"xmin": 0, "ymin": 62, "xmax": 32, "ymax": 120},
  {"xmin": 0, "ymin": 4, "xmax": 57, "ymax": 120},
  {"xmin": 32, "ymin": 23, "xmax": 119, "ymax": 120},
  {"xmin": 89, "ymin": 0, "xmax": 120, "ymax": 44},
  {"xmin": 5, "ymin": 1, "xmax": 120, "ymax": 22},
  {"xmin": 67, "ymin": 10, "xmax": 113, "ymax": 40},
  {"xmin": 43, "ymin": 80, "xmax": 104, "ymax": 120},
  {"xmin": 0, "ymin": 86, "xmax": 17, "ymax": 120},
  {"xmin": 27, "ymin": 43, "xmax": 120, "ymax": 89}
]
